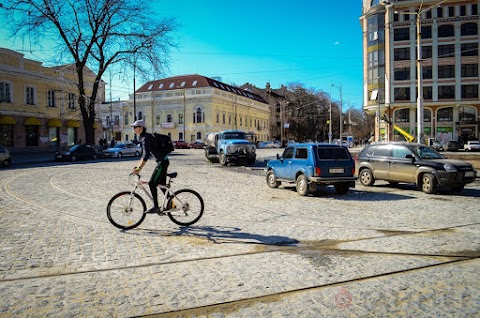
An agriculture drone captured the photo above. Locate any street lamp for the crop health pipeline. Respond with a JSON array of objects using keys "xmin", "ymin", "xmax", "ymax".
[
  {"xmin": 329, "ymin": 91, "xmax": 333, "ymax": 143},
  {"xmin": 399, "ymin": 0, "xmax": 448, "ymax": 143},
  {"xmin": 331, "ymin": 84, "xmax": 343, "ymax": 144}
]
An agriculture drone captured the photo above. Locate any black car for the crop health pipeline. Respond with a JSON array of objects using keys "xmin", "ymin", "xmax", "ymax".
[
  {"xmin": 444, "ymin": 141, "xmax": 460, "ymax": 152},
  {"xmin": 356, "ymin": 142, "xmax": 477, "ymax": 194},
  {"xmin": 56, "ymin": 144, "xmax": 99, "ymax": 161}
]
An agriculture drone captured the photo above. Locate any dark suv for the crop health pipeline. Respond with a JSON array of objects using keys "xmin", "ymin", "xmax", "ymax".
[
  {"xmin": 356, "ymin": 142, "xmax": 477, "ymax": 194},
  {"xmin": 266, "ymin": 143, "xmax": 357, "ymax": 195}
]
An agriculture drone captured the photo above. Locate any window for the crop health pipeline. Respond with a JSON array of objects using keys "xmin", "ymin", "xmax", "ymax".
[
  {"xmin": 0, "ymin": 82, "xmax": 11, "ymax": 103},
  {"xmin": 462, "ymin": 85, "xmax": 478, "ymax": 98},
  {"xmin": 26, "ymin": 86, "xmax": 35, "ymax": 105},
  {"xmin": 421, "ymin": 26, "xmax": 432, "ymax": 39},
  {"xmin": 448, "ymin": 6, "xmax": 454, "ymax": 17},
  {"xmin": 394, "ymin": 28, "xmax": 409, "ymax": 41},
  {"xmin": 156, "ymin": 115, "xmax": 160, "ymax": 125},
  {"xmin": 422, "ymin": 46, "xmax": 432, "ymax": 59},
  {"xmin": 373, "ymin": 146, "xmax": 392, "ymax": 157},
  {"xmin": 47, "ymin": 90, "xmax": 55, "ymax": 107},
  {"xmin": 460, "ymin": 5, "xmax": 467, "ymax": 16},
  {"xmin": 193, "ymin": 107, "xmax": 204, "ymax": 123},
  {"xmin": 282, "ymin": 148, "xmax": 294, "ymax": 159},
  {"xmin": 180, "ymin": 81, "xmax": 186, "ymax": 87},
  {"xmin": 423, "ymin": 66, "xmax": 433, "ymax": 79},
  {"xmin": 394, "ymin": 68, "xmax": 410, "ymax": 80},
  {"xmin": 438, "ymin": 44, "xmax": 455, "ymax": 58},
  {"xmin": 438, "ymin": 65, "xmax": 455, "ymax": 78},
  {"xmin": 222, "ymin": 113, "xmax": 226, "ymax": 124},
  {"xmin": 437, "ymin": 107, "xmax": 453, "ymax": 122},
  {"xmin": 426, "ymin": 11, "xmax": 432, "ymax": 19},
  {"xmin": 461, "ymin": 23, "xmax": 478, "ymax": 36},
  {"xmin": 459, "ymin": 107, "xmax": 476, "ymax": 121},
  {"xmin": 295, "ymin": 148, "xmax": 308, "ymax": 159},
  {"xmin": 159, "ymin": 83, "xmax": 164, "ymax": 89},
  {"xmin": 394, "ymin": 48, "xmax": 410, "ymax": 61},
  {"xmin": 438, "ymin": 86, "xmax": 455, "ymax": 99},
  {"xmin": 461, "ymin": 64, "xmax": 478, "ymax": 77},
  {"xmin": 394, "ymin": 87, "xmax": 410, "ymax": 101},
  {"xmin": 437, "ymin": 7, "xmax": 443, "ymax": 18},
  {"xmin": 68, "ymin": 93, "xmax": 76, "ymax": 109},
  {"xmin": 192, "ymin": 80, "xmax": 198, "ymax": 86},
  {"xmin": 393, "ymin": 146, "xmax": 412, "ymax": 159},
  {"xmin": 179, "ymin": 113, "xmax": 184, "ymax": 124},
  {"xmin": 167, "ymin": 114, "xmax": 172, "ymax": 122},
  {"xmin": 438, "ymin": 25, "xmax": 454, "ymax": 37},
  {"xmin": 461, "ymin": 43, "xmax": 478, "ymax": 56},
  {"xmin": 196, "ymin": 132, "xmax": 202, "ymax": 140},
  {"xmin": 125, "ymin": 112, "xmax": 129, "ymax": 125},
  {"xmin": 216, "ymin": 113, "xmax": 219, "ymax": 123},
  {"xmin": 473, "ymin": 4, "xmax": 478, "ymax": 15},
  {"xmin": 423, "ymin": 86, "xmax": 433, "ymax": 99},
  {"xmin": 395, "ymin": 108, "xmax": 410, "ymax": 123}
]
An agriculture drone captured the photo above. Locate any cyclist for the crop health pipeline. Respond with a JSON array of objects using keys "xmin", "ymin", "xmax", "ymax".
[{"xmin": 131, "ymin": 119, "xmax": 170, "ymax": 213}]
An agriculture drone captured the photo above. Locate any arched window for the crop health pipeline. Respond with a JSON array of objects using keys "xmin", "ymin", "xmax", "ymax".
[
  {"xmin": 459, "ymin": 107, "xmax": 476, "ymax": 122},
  {"xmin": 394, "ymin": 108, "xmax": 410, "ymax": 123},
  {"xmin": 193, "ymin": 107, "xmax": 204, "ymax": 123},
  {"xmin": 437, "ymin": 107, "xmax": 453, "ymax": 122},
  {"xmin": 461, "ymin": 23, "xmax": 478, "ymax": 36}
]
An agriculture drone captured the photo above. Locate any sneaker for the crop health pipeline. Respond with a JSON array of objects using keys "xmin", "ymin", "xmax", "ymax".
[{"xmin": 146, "ymin": 207, "xmax": 160, "ymax": 214}]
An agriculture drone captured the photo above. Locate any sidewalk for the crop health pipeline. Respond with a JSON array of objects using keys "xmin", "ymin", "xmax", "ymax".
[{"xmin": 10, "ymin": 151, "xmax": 56, "ymax": 165}]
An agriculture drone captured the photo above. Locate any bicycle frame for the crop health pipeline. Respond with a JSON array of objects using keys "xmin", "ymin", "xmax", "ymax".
[{"xmin": 129, "ymin": 174, "xmax": 175, "ymax": 213}]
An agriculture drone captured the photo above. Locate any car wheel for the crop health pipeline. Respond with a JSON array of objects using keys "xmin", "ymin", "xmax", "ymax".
[
  {"xmin": 359, "ymin": 168, "xmax": 375, "ymax": 186},
  {"xmin": 421, "ymin": 173, "xmax": 437, "ymax": 194},
  {"xmin": 334, "ymin": 183, "xmax": 349, "ymax": 195},
  {"xmin": 266, "ymin": 170, "xmax": 281, "ymax": 188},
  {"xmin": 2, "ymin": 159, "xmax": 11, "ymax": 167},
  {"xmin": 219, "ymin": 151, "xmax": 227, "ymax": 166},
  {"xmin": 296, "ymin": 174, "xmax": 309, "ymax": 196}
]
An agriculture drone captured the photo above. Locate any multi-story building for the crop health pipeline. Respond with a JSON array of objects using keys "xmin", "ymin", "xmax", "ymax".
[
  {"xmin": 361, "ymin": 0, "xmax": 479, "ymax": 144},
  {"xmin": 0, "ymin": 48, "xmax": 105, "ymax": 151},
  {"xmin": 130, "ymin": 74, "xmax": 270, "ymax": 143}
]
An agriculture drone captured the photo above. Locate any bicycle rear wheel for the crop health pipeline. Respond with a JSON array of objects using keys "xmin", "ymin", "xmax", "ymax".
[
  {"xmin": 167, "ymin": 189, "xmax": 204, "ymax": 226},
  {"xmin": 107, "ymin": 191, "xmax": 146, "ymax": 230}
]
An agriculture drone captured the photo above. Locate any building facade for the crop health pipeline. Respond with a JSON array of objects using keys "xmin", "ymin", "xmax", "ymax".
[
  {"xmin": 129, "ymin": 74, "xmax": 270, "ymax": 143},
  {"xmin": 361, "ymin": 0, "xmax": 479, "ymax": 144},
  {"xmin": 0, "ymin": 48, "xmax": 105, "ymax": 151}
]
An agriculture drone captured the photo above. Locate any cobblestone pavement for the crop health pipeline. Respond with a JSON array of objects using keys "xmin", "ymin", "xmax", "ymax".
[{"xmin": 0, "ymin": 149, "xmax": 479, "ymax": 317}]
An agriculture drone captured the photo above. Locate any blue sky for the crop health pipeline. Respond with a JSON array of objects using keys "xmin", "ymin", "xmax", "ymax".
[{"xmin": 0, "ymin": 1, "xmax": 365, "ymax": 108}]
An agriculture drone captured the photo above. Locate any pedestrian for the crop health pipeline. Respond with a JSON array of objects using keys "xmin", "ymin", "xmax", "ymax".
[
  {"xmin": 131, "ymin": 119, "xmax": 170, "ymax": 213},
  {"xmin": 110, "ymin": 138, "xmax": 115, "ymax": 148}
]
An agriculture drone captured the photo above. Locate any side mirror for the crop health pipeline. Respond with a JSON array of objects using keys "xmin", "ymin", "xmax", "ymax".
[
  {"xmin": 405, "ymin": 154, "xmax": 415, "ymax": 162},
  {"xmin": 276, "ymin": 154, "xmax": 280, "ymax": 159}
]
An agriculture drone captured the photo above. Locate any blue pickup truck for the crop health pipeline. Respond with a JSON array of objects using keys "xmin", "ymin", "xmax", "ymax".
[{"xmin": 266, "ymin": 143, "xmax": 357, "ymax": 195}]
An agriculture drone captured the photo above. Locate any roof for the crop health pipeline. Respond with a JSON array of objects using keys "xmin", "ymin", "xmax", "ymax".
[{"xmin": 136, "ymin": 74, "xmax": 267, "ymax": 103}]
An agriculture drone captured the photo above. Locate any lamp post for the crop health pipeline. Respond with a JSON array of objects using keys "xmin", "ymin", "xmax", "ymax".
[
  {"xmin": 400, "ymin": 0, "xmax": 448, "ymax": 143},
  {"xmin": 329, "ymin": 91, "xmax": 333, "ymax": 143},
  {"xmin": 331, "ymin": 84, "xmax": 342, "ymax": 144}
]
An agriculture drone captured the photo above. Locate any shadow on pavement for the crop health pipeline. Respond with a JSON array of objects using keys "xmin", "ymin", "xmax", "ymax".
[{"xmin": 129, "ymin": 225, "xmax": 299, "ymax": 246}]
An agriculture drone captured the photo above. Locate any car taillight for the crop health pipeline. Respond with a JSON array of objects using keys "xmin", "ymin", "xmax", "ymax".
[
  {"xmin": 352, "ymin": 167, "xmax": 356, "ymax": 175},
  {"xmin": 315, "ymin": 167, "xmax": 321, "ymax": 176}
]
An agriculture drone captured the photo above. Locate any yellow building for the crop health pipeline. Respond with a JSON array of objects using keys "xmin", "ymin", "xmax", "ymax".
[
  {"xmin": 130, "ymin": 74, "xmax": 271, "ymax": 143},
  {"xmin": 361, "ymin": 0, "xmax": 479, "ymax": 143},
  {"xmin": 0, "ymin": 48, "xmax": 105, "ymax": 151}
]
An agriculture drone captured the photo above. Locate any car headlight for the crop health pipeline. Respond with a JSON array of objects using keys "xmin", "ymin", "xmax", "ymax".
[{"xmin": 443, "ymin": 163, "xmax": 457, "ymax": 172}]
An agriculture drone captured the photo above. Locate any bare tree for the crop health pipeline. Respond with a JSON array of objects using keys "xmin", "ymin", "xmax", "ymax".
[{"xmin": 2, "ymin": 0, "xmax": 178, "ymax": 144}]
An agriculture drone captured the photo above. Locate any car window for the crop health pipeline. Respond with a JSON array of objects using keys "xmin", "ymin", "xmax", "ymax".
[
  {"xmin": 373, "ymin": 146, "xmax": 392, "ymax": 157},
  {"xmin": 317, "ymin": 147, "xmax": 350, "ymax": 159},
  {"xmin": 295, "ymin": 148, "xmax": 308, "ymax": 159},
  {"xmin": 416, "ymin": 146, "xmax": 444, "ymax": 159},
  {"xmin": 282, "ymin": 148, "xmax": 294, "ymax": 159},
  {"xmin": 392, "ymin": 146, "xmax": 412, "ymax": 159}
]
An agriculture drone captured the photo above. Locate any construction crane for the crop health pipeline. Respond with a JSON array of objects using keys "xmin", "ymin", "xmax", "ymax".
[{"xmin": 383, "ymin": 115, "xmax": 416, "ymax": 142}]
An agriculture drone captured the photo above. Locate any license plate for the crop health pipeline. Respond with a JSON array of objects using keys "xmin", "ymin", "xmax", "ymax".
[
  {"xmin": 465, "ymin": 171, "xmax": 474, "ymax": 177},
  {"xmin": 329, "ymin": 168, "xmax": 344, "ymax": 174}
]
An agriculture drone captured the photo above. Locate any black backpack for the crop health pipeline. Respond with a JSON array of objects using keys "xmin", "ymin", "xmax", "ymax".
[{"xmin": 152, "ymin": 133, "xmax": 174, "ymax": 154}]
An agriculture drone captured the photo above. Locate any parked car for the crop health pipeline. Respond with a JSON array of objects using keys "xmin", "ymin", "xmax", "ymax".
[
  {"xmin": 266, "ymin": 143, "xmax": 357, "ymax": 196},
  {"xmin": 464, "ymin": 140, "xmax": 480, "ymax": 152},
  {"xmin": 55, "ymin": 144, "xmax": 99, "ymax": 161},
  {"xmin": 103, "ymin": 142, "xmax": 141, "ymax": 158},
  {"xmin": 188, "ymin": 141, "xmax": 206, "ymax": 149},
  {"xmin": 356, "ymin": 142, "xmax": 477, "ymax": 194},
  {"xmin": 444, "ymin": 141, "xmax": 460, "ymax": 152},
  {"xmin": 174, "ymin": 140, "xmax": 189, "ymax": 149},
  {"xmin": 258, "ymin": 141, "xmax": 281, "ymax": 148},
  {"xmin": 0, "ymin": 145, "xmax": 11, "ymax": 167}
]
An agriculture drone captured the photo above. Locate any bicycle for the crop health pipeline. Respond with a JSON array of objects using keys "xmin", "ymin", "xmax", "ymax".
[{"xmin": 106, "ymin": 172, "xmax": 204, "ymax": 230}]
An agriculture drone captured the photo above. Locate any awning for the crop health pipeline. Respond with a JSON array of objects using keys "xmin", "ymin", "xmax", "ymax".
[
  {"xmin": 67, "ymin": 120, "xmax": 80, "ymax": 128},
  {"xmin": 0, "ymin": 115, "xmax": 16, "ymax": 125},
  {"xmin": 47, "ymin": 118, "xmax": 62, "ymax": 127},
  {"xmin": 24, "ymin": 117, "xmax": 41, "ymax": 126}
]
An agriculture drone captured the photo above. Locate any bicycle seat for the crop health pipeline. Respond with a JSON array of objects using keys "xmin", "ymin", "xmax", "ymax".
[{"xmin": 167, "ymin": 172, "xmax": 178, "ymax": 179}]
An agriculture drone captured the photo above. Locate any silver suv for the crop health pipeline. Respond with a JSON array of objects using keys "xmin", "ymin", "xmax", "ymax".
[{"xmin": 356, "ymin": 142, "xmax": 477, "ymax": 194}]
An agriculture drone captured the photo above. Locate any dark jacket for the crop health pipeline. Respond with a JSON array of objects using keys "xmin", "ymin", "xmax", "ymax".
[{"xmin": 140, "ymin": 131, "xmax": 168, "ymax": 162}]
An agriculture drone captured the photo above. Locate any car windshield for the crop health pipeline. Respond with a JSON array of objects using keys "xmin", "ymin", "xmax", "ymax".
[
  {"xmin": 415, "ymin": 146, "xmax": 445, "ymax": 159},
  {"xmin": 317, "ymin": 147, "xmax": 350, "ymax": 160},
  {"xmin": 224, "ymin": 133, "xmax": 246, "ymax": 140},
  {"xmin": 114, "ymin": 143, "xmax": 126, "ymax": 148},
  {"xmin": 69, "ymin": 145, "xmax": 79, "ymax": 151}
]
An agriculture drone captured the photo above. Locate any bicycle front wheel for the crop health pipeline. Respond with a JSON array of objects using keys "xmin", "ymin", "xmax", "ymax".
[
  {"xmin": 107, "ymin": 191, "xmax": 146, "ymax": 230},
  {"xmin": 167, "ymin": 189, "xmax": 204, "ymax": 226}
]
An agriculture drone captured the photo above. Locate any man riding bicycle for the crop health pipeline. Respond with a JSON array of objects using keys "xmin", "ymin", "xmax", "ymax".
[{"xmin": 131, "ymin": 119, "xmax": 170, "ymax": 213}]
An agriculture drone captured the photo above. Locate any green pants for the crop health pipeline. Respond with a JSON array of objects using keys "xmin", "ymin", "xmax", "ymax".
[{"xmin": 148, "ymin": 159, "xmax": 169, "ymax": 208}]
